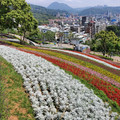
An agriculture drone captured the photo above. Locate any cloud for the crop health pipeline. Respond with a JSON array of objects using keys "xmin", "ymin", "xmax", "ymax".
[{"xmin": 25, "ymin": 0, "xmax": 120, "ymax": 8}]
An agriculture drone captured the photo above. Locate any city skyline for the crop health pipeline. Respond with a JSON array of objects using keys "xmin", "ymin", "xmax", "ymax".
[{"xmin": 26, "ymin": 0, "xmax": 120, "ymax": 8}]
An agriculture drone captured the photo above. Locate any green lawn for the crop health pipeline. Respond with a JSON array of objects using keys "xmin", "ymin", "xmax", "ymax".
[{"xmin": 0, "ymin": 56, "xmax": 35, "ymax": 120}]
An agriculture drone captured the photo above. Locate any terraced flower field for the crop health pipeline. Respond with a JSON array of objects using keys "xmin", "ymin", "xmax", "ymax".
[
  {"xmin": 16, "ymin": 47, "xmax": 120, "ymax": 106},
  {"xmin": 0, "ymin": 42, "xmax": 120, "ymax": 119}
]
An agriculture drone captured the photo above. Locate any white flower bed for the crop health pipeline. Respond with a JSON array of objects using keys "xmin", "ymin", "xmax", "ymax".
[{"xmin": 0, "ymin": 45, "xmax": 118, "ymax": 120}]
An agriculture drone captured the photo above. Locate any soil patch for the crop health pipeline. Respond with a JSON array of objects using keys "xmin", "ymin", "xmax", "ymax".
[{"xmin": 8, "ymin": 116, "xmax": 18, "ymax": 120}]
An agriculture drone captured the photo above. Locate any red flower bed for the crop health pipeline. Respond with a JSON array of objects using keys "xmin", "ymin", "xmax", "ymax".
[{"xmin": 17, "ymin": 48, "xmax": 120, "ymax": 106}]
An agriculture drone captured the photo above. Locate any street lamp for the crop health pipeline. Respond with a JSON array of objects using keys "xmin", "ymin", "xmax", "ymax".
[{"xmin": 42, "ymin": 29, "xmax": 47, "ymax": 44}]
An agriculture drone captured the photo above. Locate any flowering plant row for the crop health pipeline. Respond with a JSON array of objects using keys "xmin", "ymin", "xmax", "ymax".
[
  {"xmin": 0, "ymin": 45, "xmax": 118, "ymax": 119},
  {"xmin": 18, "ymin": 48, "xmax": 120, "ymax": 88},
  {"xmin": 20, "ymin": 47, "xmax": 120, "ymax": 83},
  {"xmin": 70, "ymin": 50, "xmax": 120, "ymax": 68},
  {"xmin": 17, "ymin": 47, "xmax": 120, "ymax": 106}
]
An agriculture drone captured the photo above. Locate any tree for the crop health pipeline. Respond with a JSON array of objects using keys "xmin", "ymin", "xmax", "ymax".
[
  {"xmin": 45, "ymin": 31, "xmax": 55, "ymax": 42},
  {"xmin": 26, "ymin": 28, "xmax": 41, "ymax": 40},
  {"xmin": 26, "ymin": 30, "xmax": 55, "ymax": 44},
  {"xmin": 93, "ymin": 31, "xmax": 118, "ymax": 56},
  {"xmin": 68, "ymin": 31, "xmax": 74, "ymax": 41},
  {"xmin": 115, "ymin": 38, "xmax": 120, "ymax": 55},
  {"xmin": 106, "ymin": 25, "xmax": 120, "ymax": 37},
  {"xmin": 0, "ymin": 0, "xmax": 11, "ymax": 30},
  {"xmin": 17, "ymin": 12, "xmax": 38, "ymax": 41},
  {"xmin": 0, "ymin": 0, "xmax": 38, "ymax": 41},
  {"xmin": 58, "ymin": 32, "xmax": 64, "ymax": 44}
]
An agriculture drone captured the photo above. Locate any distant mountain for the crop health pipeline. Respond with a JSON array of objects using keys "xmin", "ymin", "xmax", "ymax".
[
  {"xmin": 30, "ymin": 4, "xmax": 68, "ymax": 25},
  {"xmin": 48, "ymin": 2, "xmax": 120, "ymax": 15},
  {"xmin": 48, "ymin": 2, "xmax": 73, "ymax": 12},
  {"xmin": 47, "ymin": 2, "xmax": 92, "ymax": 14},
  {"xmin": 74, "ymin": 7, "xmax": 91, "ymax": 12},
  {"xmin": 79, "ymin": 6, "xmax": 120, "ymax": 15}
]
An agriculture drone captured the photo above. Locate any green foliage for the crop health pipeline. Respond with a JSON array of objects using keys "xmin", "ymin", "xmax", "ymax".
[
  {"xmin": 44, "ymin": 31, "xmax": 55, "ymax": 42},
  {"xmin": 90, "ymin": 53, "xmax": 113, "ymax": 61},
  {"xmin": 68, "ymin": 31, "xmax": 74, "ymax": 40},
  {"xmin": 0, "ymin": 75, "xmax": 6, "ymax": 119},
  {"xmin": 106, "ymin": 25, "xmax": 120, "ymax": 37},
  {"xmin": 26, "ymin": 30, "xmax": 55, "ymax": 43},
  {"xmin": 0, "ymin": 28, "xmax": 17, "ymax": 34},
  {"xmin": 47, "ymin": 2, "xmax": 73, "ymax": 11},
  {"xmin": 90, "ymin": 31, "xmax": 119, "ymax": 56},
  {"xmin": 30, "ymin": 4, "xmax": 68, "ymax": 25},
  {"xmin": 18, "ymin": 12, "xmax": 38, "ymax": 41},
  {"xmin": 0, "ymin": 0, "xmax": 29, "ymax": 28},
  {"xmin": 32, "ymin": 12, "xmax": 55, "ymax": 25},
  {"xmin": 79, "ymin": 6, "xmax": 120, "ymax": 15},
  {"xmin": 0, "ymin": 0, "xmax": 38, "ymax": 40}
]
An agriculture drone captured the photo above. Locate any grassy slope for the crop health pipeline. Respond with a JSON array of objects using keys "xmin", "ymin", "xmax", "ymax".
[{"xmin": 0, "ymin": 56, "xmax": 35, "ymax": 120}]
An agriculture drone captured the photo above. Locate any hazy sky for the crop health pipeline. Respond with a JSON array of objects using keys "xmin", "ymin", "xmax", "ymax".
[{"xmin": 25, "ymin": 0, "xmax": 120, "ymax": 8}]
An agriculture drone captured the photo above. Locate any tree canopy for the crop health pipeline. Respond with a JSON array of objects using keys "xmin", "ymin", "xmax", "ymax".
[
  {"xmin": 106, "ymin": 25, "xmax": 120, "ymax": 37},
  {"xmin": 90, "ymin": 31, "xmax": 119, "ymax": 56},
  {"xmin": 0, "ymin": 0, "xmax": 38, "ymax": 40},
  {"xmin": 30, "ymin": 4, "xmax": 69, "ymax": 25},
  {"xmin": 27, "ymin": 30, "xmax": 55, "ymax": 43}
]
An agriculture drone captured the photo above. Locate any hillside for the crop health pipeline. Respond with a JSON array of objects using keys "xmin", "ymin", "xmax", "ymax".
[
  {"xmin": 79, "ymin": 6, "xmax": 120, "ymax": 15},
  {"xmin": 48, "ymin": 2, "xmax": 73, "ymax": 12},
  {"xmin": 30, "ymin": 4, "xmax": 68, "ymax": 25},
  {"xmin": 47, "ymin": 2, "xmax": 88, "ymax": 13},
  {"xmin": 47, "ymin": 2, "xmax": 120, "ymax": 15}
]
